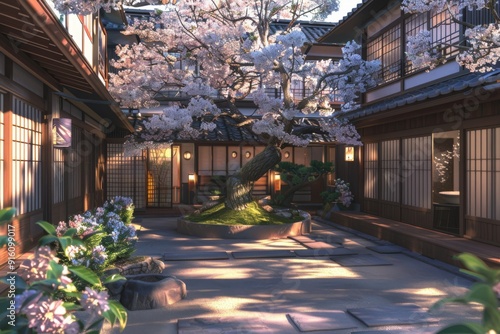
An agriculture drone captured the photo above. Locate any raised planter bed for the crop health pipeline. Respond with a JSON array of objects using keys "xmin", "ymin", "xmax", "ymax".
[{"xmin": 176, "ymin": 211, "xmax": 311, "ymax": 239}]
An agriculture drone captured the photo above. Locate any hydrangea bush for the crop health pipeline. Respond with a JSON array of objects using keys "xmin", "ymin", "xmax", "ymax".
[
  {"xmin": 0, "ymin": 208, "xmax": 128, "ymax": 333},
  {"xmin": 320, "ymin": 178, "xmax": 354, "ymax": 208},
  {"xmin": 52, "ymin": 197, "xmax": 137, "ymax": 274}
]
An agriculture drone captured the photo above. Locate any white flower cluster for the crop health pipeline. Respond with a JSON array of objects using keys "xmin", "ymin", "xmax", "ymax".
[
  {"xmin": 402, "ymin": 0, "xmax": 500, "ymax": 73},
  {"xmin": 401, "ymin": 0, "xmax": 488, "ymax": 13},
  {"xmin": 52, "ymin": 0, "xmax": 158, "ymax": 15},
  {"xmin": 406, "ymin": 31, "xmax": 442, "ymax": 70},
  {"xmin": 458, "ymin": 24, "xmax": 500, "ymax": 72}
]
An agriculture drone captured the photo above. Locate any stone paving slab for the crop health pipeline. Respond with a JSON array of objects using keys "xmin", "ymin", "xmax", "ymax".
[
  {"xmin": 287, "ymin": 311, "xmax": 359, "ymax": 332},
  {"xmin": 331, "ymin": 254, "xmax": 393, "ymax": 267},
  {"xmin": 304, "ymin": 241, "xmax": 338, "ymax": 249},
  {"xmin": 366, "ymin": 245, "xmax": 405, "ymax": 254},
  {"xmin": 288, "ymin": 235, "xmax": 318, "ymax": 243},
  {"xmin": 347, "ymin": 304, "xmax": 438, "ymax": 327},
  {"xmin": 231, "ymin": 250, "xmax": 296, "ymax": 259},
  {"xmin": 163, "ymin": 251, "xmax": 230, "ymax": 261},
  {"xmin": 294, "ymin": 247, "xmax": 358, "ymax": 257},
  {"xmin": 178, "ymin": 317, "xmax": 270, "ymax": 333}
]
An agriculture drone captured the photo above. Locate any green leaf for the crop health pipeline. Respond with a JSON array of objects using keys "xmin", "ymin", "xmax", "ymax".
[
  {"xmin": 62, "ymin": 302, "xmax": 81, "ymax": 312},
  {"xmin": 436, "ymin": 323, "xmax": 486, "ymax": 334},
  {"xmin": 456, "ymin": 253, "xmax": 497, "ymax": 283},
  {"xmin": 36, "ymin": 221, "xmax": 56, "ymax": 235},
  {"xmin": 63, "ymin": 228, "xmax": 78, "ymax": 237},
  {"xmin": 104, "ymin": 300, "xmax": 128, "ymax": 331},
  {"xmin": 483, "ymin": 305, "xmax": 500, "ymax": 330},
  {"xmin": 46, "ymin": 260, "xmax": 65, "ymax": 281},
  {"xmin": 0, "ymin": 207, "xmax": 16, "ymax": 224},
  {"xmin": 466, "ymin": 283, "xmax": 498, "ymax": 308},
  {"xmin": 38, "ymin": 235, "xmax": 60, "ymax": 246},
  {"xmin": 103, "ymin": 274, "xmax": 126, "ymax": 284},
  {"xmin": 69, "ymin": 266, "xmax": 101, "ymax": 286}
]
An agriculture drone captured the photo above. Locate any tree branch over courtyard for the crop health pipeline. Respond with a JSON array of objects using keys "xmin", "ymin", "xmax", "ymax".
[
  {"xmin": 52, "ymin": 0, "xmax": 381, "ymax": 210},
  {"xmin": 402, "ymin": 0, "xmax": 500, "ymax": 73}
]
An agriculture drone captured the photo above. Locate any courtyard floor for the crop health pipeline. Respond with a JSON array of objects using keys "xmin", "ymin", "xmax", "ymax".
[{"xmin": 102, "ymin": 215, "xmax": 483, "ymax": 334}]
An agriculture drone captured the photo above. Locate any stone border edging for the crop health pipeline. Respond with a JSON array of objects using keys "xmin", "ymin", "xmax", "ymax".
[{"xmin": 176, "ymin": 211, "xmax": 311, "ymax": 239}]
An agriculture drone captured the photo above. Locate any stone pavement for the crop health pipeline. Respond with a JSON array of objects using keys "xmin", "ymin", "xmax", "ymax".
[{"xmin": 102, "ymin": 216, "xmax": 483, "ymax": 334}]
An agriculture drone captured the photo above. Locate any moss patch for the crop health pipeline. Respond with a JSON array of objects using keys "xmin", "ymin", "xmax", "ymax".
[{"xmin": 187, "ymin": 202, "xmax": 294, "ymax": 225}]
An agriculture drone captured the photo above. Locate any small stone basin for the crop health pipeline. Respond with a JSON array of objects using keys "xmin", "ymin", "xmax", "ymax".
[
  {"xmin": 120, "ymin": 274, "xmax": 187, "ymax": 311},
  {"xmin": 439, "ymin": 191, "xmax": 459, "ymax": 205}
]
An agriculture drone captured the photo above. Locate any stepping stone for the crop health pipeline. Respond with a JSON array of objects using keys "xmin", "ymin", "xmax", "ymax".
[
  {"xmin": 231, "ymin": 250, "xmax": 296, "ymax": 259},
  {"xmin": 305, "ymin": 241, "xmax": 337, "ymax": 249},
  {"xmin": 331, "ymin": 254, "xmax": 392, "ymax": 267},
  {"xmin": 287, "ymin": 311, "xmax": 358, "ymax": 332},
  {"xmin": 288, "ymin": 235, "xmax": 317, "ymax": 243},
  {"xmin": 178, "ymin": 317, "xmax": 270, "ymax": 333},
  {"xmin": 163, "ymin": 251, "xmax": 229, "ymax": 261},
  {"xmin": 367, "ymin": 245, "xmax": 405, "ymax": 254},
  {"xmin": 294, "ymin": 248, "xmax": 357, "ymax": 257},
  {"xmin": 347, "ymin": 304, "xmax": 438, "ymax": 327}
]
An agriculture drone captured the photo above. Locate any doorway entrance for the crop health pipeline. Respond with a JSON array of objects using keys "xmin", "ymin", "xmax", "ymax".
[
  {"xmin": 432, "ymin": 130, "xmax": 460, "ymax": 234},
  {"xmin": 147, "ymin": 146, "xmax": 180, "ymax": 207}
]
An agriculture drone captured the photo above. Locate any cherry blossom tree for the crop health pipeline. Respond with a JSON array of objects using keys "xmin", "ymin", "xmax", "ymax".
[
  {"xmin": 402, "ymin": 0, "xmax": 500, "ymax": 73},
  {"xmin": 53, "ymin": 0, "xmax": 380, "ymax": 210}
]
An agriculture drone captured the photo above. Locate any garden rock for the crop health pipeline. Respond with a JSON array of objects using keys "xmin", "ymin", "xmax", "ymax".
[{"xmin": 120, "ymin": 274, "xmax": 187, "ymax": 311}]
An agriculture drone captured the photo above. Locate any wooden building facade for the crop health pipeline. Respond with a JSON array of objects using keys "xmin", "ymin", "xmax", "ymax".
[
  {"xmin": 324, "ymin": 0, "xmax": 500, "ymax": 247},
  {"xmin": 0, "ymin": 0, "xmax": 133, "ymax": 264}
]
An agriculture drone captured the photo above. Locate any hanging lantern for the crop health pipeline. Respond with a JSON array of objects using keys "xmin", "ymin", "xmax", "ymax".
[{"xmin": 53, "ymin": 118, "xmax": 72, "ymax": 148}]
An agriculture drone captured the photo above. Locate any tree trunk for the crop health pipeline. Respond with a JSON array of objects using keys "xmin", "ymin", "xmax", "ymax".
[{"xmin": 225, "ymin": 145, "xmax": 281, "ymax": 210}]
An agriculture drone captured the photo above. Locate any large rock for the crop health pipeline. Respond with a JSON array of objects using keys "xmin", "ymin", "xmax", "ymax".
[{"xmin": 120, "ymin": 274, "xmax": 187, "ymax": 311}]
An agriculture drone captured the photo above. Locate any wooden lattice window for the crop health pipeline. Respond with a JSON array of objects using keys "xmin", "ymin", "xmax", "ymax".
[
  {"xmin": 381, "ymin": 140, "xmax": 400, "ymax": 203},
  {"xmin": 467, "ymin": 128, "xmax": 500, "ymax": 220},
  {"xmin": 106, "ymin": 143, "xmax": 146, "ymax": 209},
  {"xmin": 405, "ymin": 9, "xmax": 460, "ymax": 75},
  {"xmin": 53, "ymin": 147, "xmax": 65, "ymax": 204},
  {"xmin": 12, "ymin": 97, "xmax": 42, "ymax": 215},
  {"xmin": 402, "ymin": 136, "xmax": 432, "ymax": 209},
  {"xmin": 364, "ymin": 143, "xmax": 379, "ymax": 199},
  {"xmin": 367, "ymin": 23, "xmax": 402, "ymax": 84}
]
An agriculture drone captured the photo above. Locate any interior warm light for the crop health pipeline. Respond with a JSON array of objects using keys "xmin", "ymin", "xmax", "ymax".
[
  {"xmin": 245, "ymin": 151, "xmax": 251, "ymax": 158},
  {"xmin": 274, "ymin": 173, "xmax": 281, "ymax": 193},
  {"xmin": 284, "ymin": 151, "xmax": 290, "ymax": 159},
  {"xmin": 345, "ymin": 146, "xmax": 355, "ymax": 162},
  {"xmin": 188, "ymin": 174, "xmax": 195, "ymax": 182},
  {"xmin": 231, "ymin": 151, "xmax": 238, "ymax": 158},
  {"xmin": 183, "ymin": 151, "xmax": 192, "ymax": 160}
]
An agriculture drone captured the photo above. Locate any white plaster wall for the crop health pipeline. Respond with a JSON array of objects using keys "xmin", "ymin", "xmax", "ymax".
[
  {"xmin": 405, "ymin": 62, "xmax": 461, "ymax": 90},
  {"xmin": 67, "ymin": 14, "xmax": 83, "ymax": 52},
  {"xmin": 366, "ymin": 82, "xmax": 400, "ymax": 103}
]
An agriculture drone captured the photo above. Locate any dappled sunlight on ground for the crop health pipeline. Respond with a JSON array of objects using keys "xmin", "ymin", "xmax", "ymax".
[{"xmin": 101, "ymin": 217, "xmax": 485, "ymax": 334}]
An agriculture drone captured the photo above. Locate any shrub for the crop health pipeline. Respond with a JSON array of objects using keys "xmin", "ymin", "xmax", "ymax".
[{"xmin": 0, "ymin": 208, "xmax": 128, "ymax": 333}]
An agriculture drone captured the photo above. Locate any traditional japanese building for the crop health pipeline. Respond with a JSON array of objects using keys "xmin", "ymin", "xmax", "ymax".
[
  {"xmin": 0, "ymin": 0, "xmax": 133, "ymax": 264},
  {"xmin": 322, "ymin": 0, "xmax": 500, "ymax": 251}
]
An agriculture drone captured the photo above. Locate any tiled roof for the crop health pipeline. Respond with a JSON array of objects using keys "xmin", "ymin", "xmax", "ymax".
[
  {"xmin": 270, "ymin": 20, "xmax": 335, "ymax": 43},
  {"xmin": 343, "ymin": 70, "xmax": 500, "ymax": 120},
  {"xmin": 132, "ymin": 114, "xmax": 333, "ymax": 144}
]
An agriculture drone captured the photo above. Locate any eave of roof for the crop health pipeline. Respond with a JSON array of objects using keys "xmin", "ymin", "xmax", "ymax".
[
  {"xmin": 342, "ymin": 69, "xmax": 500, "ymax": 123},
  {"xmin": 319, "ymin": 0, "xmax": 395, "ymax": 44},
  {"xmin": 0, "ymin": 0, "xmax": 133, "ymax": 132}
]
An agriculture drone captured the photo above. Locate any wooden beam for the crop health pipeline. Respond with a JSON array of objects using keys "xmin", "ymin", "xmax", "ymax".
[{"xmin": 0, "ymin": 33, "xmax": 60, "ymax": 91}]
